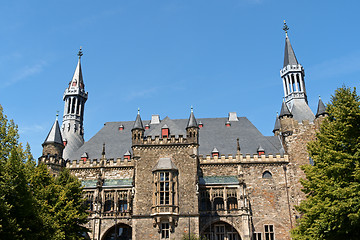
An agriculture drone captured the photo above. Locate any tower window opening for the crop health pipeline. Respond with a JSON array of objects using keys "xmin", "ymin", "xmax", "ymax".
[
  {"xmin": 254, "ymin": 232, "xmax": 262, "ymax": 240},
  {"xmin": 67, "ymin": 99, "xmax": 71, "ymax": 114},
  {"xmin": 264, "ymin": 225, "xmax": 274, "ymax": 240},
  {"xmin": 214, "ymin": 197, "xmax": 224, "ymax": 210},
  {"xmin": 161, "ymin": 222, "xmax": 170, "ymax": 239}
]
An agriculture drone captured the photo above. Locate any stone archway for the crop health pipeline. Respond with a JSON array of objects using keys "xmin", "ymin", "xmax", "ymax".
[
  {"xmin": 201, "ymin": 221, "xmax": 241, "ymax": 240},
  {"xmin": 102, "ymin": 223, "xmax": 132, "ymax": 240}
]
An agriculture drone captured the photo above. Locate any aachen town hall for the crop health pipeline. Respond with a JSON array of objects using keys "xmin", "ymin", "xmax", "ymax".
[{"xmin": 39, "ymin": 23, "xmax": 328, "ymax": 240}]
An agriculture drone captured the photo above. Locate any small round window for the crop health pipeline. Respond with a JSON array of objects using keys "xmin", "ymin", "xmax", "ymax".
[{"xmin": 262, "ymin": 171, "xmax": 272, "ymax": 179}]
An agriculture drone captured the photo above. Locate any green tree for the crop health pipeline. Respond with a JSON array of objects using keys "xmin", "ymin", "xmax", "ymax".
[
  {"xmin": 292, "ymin": 87, "xmax": 360, "ymax": 240},
  {"xmin": 0, "ymin": 105, "xmax": 41, "ymax": 239},
  {"xmin": 0, "ymin": 105, "xmax": 89, "ymax": 239}
]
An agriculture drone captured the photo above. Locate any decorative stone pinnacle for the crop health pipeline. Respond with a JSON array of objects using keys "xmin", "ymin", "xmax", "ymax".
[
  {"xmin": 283, "ymin": 20, "xmax": 289, "ymax": 36},
  {"xmin": 78, "ymin": 47, "xmax": 83, "ymax": 59}
]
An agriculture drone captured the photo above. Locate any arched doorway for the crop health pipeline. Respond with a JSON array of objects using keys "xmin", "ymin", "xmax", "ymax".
[
  {"xmin": 102, "ymin": 223, "xmax": 132, "ymax": 240},
  {"xmin": 202, "ymin": 221, "xmax": 240, "ymax": 240}
]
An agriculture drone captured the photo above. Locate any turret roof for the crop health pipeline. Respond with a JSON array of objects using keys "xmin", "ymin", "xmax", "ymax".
[
  {"xmin": 273, "ymin": 113, "xmax": 280, "ymax": 133},
  {"xmin": 186, "ymin": 107, "xmax": 198, "ymax": 128},
  {"xmin": 132, "ymin": 110, "xmax": 144, "ymax": 130},
  {"xmin": 316, "ymin": 97, "xmax": 327, "ymax": 117},
  {"xmin": 279, "ymin": 101, "xmax": 292, "ymax": 118},
  {"xmin": 43, "ymin": 118, "xmax": 63, "ymax": 146}
]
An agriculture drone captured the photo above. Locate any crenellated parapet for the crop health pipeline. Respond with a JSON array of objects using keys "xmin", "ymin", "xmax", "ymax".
[
  {"xmin": 66, "ymin": 157, "xmax": 135, "ymax": 168},
  {"xmin": 133, "ymin": 135, "xmax": 193, "ymax": 146},
  {"xmin": 200, "ymin": 154, "xmax": 288, "ymax": 164}
]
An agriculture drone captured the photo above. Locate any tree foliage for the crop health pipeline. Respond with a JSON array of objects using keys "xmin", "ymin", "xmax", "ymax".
[
  {"xmin": 292, "ymin": 87, "xmax": 360, "ymax": 240},
  {"xmin": 0, "ymin": 105, "xmax": 88, "ymax": 239}
]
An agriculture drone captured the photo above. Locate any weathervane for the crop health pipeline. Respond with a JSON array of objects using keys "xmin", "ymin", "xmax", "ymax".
[
  {"xmin": 78, "ymin": 46, "xmax": 83, "ymax": 59},
  {"xmin": 283, "ymin": 20, "xmax": 289, "ymax": 36}
]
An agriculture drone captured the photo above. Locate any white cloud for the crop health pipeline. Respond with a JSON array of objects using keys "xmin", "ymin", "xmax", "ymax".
[
  {"xmin": 18, "ymin": 124, "xmax": 46, "ymax": 134},
  {"xmin": 124, "ymin": 87, "xmax": 159, "ymax": 101},
  {"xmin": 2, "ymin": 60, "xmax": 47, "ymax": 88}
]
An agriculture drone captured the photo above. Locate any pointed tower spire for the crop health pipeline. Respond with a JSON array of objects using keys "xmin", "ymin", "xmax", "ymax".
[
  {"xmin": 43, "ymin": 115, "xmax": 63, "ymax": 146},
  {"xmin": 61, "ymin": 48, "xmax": 88, "ymax": 160},
  {"xmin": 280, "ymin": 21, "xmax": 314, "ymax": 122},
  {"xmin": 283, "ymin": 21, "xmax": 298, "ymax": 67},
  {"xmin": 279, "ymin": 100, "xmax": 292, "ymax": 118},
  {"xmin": 316, "ymin": 96, "xmax": 327, "ymax": 118},
  {"xmin": 273, "ymin": 112, "xmax": 281, "ymax": 133},
  {"xmin": 186, "ymin": 106, "xmax": 198, "ymax": 128},
  {"xmin": 132, "ymin": 108, "xmax": 144, "ymax": 130}
]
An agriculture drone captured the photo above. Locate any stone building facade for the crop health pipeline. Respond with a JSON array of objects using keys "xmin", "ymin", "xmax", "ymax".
[{"xmin": 39, "ymin": 27, "xmax": 328, "ymax": 240}]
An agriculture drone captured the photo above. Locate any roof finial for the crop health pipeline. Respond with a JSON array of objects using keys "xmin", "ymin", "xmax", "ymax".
[
  {"xmin": 283, "ymin": 20, "xmax": 289, "ymax": 37},
  {"xmin": 137, "ymin": 107, "xmax": 140, "ymax": 115},
  {"xmin": 56, "ymin": 111, "xmax": 59, "ymax": 121},
  {"xmin": 319, "ymin": 95, "xmax": 321, "ymax": 99},
  {"xmin": 191, "ymin": 106, "xmax": 193, "ymax": 113},
  {"xmin": 78, "ymin": 46, "xmax": 83, "ymax": 59}
]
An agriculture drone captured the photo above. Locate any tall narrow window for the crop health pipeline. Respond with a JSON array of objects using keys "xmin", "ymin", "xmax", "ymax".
[
  {"xmin": 161, "ymin": 222, "xmax": 170, "ymax": 239},
  {"xmin": 215, "ymin": 225, "xmax": 225, "ymax": 240},
  {"xmin": 264, "ymin": 225, "xmax": 274, "ymax": 240},
  {"xmin": 254, "ymin": 232, "xmax": 262, "ymax": 240},
  {"xmin": 160, "ymin": 172, "xmax": 170, "ymax": 205}
]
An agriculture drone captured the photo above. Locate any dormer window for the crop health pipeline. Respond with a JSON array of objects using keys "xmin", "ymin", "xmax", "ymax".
[
  {"xmin": 72, "ymin": 80, "xmax": 77, "ymax": 86},
  {"xmin": 81, "ymin": 152, "xmax": 88, "ymax": 162},
  {"xmin": 212, "ymin": 147, "xmax": 219, "ymax": 157},
  {"xmin": 119, "ymin": 125, "xmax": 124, "ymax": 131},
  {"xmin": 124, "ymin": 150, "xmax": 131, "ymax": 160},
  {"xmin": 145, "ymin": 124, "xmax": 150, "ymax": 130},
  {"xmin": 162, "ymin": 124, "xmax": 169, "ymax": 138},
  {"xmin": 225, "ymin": 121, "xmax": 231, "ymax": 127},
  {"xmin": 63, "ymin": 139, "xmax": 67, "ymax": 147},
  {"xmin": 198, "ymin": 121, "xmax": 203, "ymax": 128},
  {"xmin": 257, "ymin": 145, "xmax": 265, "ymax": 156}
]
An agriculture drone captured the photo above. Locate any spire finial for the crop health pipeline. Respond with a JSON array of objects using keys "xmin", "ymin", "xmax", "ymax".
[
  {"xmin": 78, "ymin": 46, "xmax": 83, "ymax": 59},
  {"xmin": 191, "ymin": 106, "xmax": 193, "ymax": 113},
  {"xmin": 56, "ymin": 111, "xmax": 59, "ymax": 121},
  {"xmin": 319, "ymin": 95, "xmax": 321, "ymax": 99},
  {"xmin": 283, "ymin": 20, "xmax": 289, "ymax": 37},
  {"xmin": 137, "ymin": 108, "xmax": 140, "ymax": 115}
]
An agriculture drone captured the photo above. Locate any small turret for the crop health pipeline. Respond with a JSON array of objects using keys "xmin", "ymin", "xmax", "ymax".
[
  {"xmin": 279, "ymin": 100, "xmax": 295, "ymax": 137},
  {"xmin": 132, "ymin": 108, "xmax": 144, "ymax": 145},
  {"xmin": 315, "ymin": 96, "xmax": 327, "ymax": 118},
  {"xmin": 315, "ymin": 96, "xmax": 328, "ymax": 129},
  {"xmin": 273, "ymin": 112, "xmax": 281, "ymax": 135},
  {"xmin": 186, "ymin": 107, "xmax": 199, "ymax": 144},
  {"xmin": 39, "ymin": 114, "xmax": 65, "ymax": 174}
]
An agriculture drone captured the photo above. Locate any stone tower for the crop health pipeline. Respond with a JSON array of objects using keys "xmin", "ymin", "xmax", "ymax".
[
  {"xmin": 61, "ymin": 48, "xmax": 88, "ymax": 160},
  {"xmin": 38, "ymin": 115, "xmax": 65, "ymax": 175}
]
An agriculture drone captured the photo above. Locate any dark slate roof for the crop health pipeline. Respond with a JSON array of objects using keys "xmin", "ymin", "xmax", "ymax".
[
  {"xmin": 43, "ymin": 119, "xmax": 63, "ymax": 145},
  {"xmin": 290, "ymin": 100, "xmax": 315, "ymax": 122},
  {"xmin": 186, "ymin": 110, "xmax": 198, "ymax": 128},
  {"xmin": 316, "ymin": 97, "xmax": 327, "ymax": 117},
  {"xmin": 152, "ymin": 158, "xmax": 178, "ymax": 171},
  {"xmin": 199, "ymin": 176, "xmax": 239, "ymax": 185},
  {"xmin": 132, "ymin": 112, "xmax": 144, "ymax": 130},
  {"xmin": 284, "ymin": 36, "xmax": 299, "ymax": 67},
  {"xmin": 68, "ymin": 116, "xmax": 283, "ymax": 160},
  {"xmin": 279, "ymin": 101, "xmax": 292, "ymax": 118}
]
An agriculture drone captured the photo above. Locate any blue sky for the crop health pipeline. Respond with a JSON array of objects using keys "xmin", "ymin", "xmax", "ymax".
[{"xmin": 0, "ymin": 0, "xmax": 359, "ymax": 159}]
